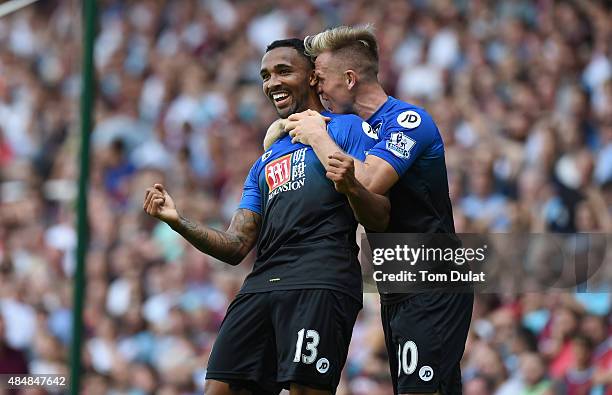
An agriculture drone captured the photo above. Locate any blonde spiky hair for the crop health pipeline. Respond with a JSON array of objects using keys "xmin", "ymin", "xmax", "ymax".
[
  {"xmin": 304, "ymin": 25, "xmax": 379, "ymax": 79},
  {"xmin": 304, "ymin": 25, "xmax": 378, "ymax": 59}
]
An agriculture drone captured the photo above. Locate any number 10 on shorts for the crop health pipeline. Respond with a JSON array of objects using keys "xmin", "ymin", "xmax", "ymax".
[
  {"xmin": 293, "ymin": 328, "xmax": 320, "ymax": 364},
  {"xmin": 398, "ymin": 341, "xmax": 418, "ymax": 376}
]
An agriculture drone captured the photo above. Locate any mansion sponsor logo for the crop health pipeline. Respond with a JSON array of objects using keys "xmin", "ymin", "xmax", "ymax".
[{"xmin": 265, "ymin": 148, "xmax": 308, "ymax": 201}]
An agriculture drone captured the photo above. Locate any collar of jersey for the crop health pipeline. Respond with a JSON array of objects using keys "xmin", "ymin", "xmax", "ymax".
[{"xmin": 267, "ymin": 134, "xmax": 307, "ymax": 157}]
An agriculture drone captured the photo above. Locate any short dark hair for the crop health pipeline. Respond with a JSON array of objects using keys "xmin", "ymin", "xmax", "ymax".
[{"xmin": 266, "ymin": 38, "xmax": 314, "ymax": 67}]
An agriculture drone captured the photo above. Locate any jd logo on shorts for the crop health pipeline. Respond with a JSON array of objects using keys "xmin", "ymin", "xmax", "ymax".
[
  {"xmin": 397, "ymin": 110, "xmax": 421, "ymax": 129},
  {"xmin": 419, "ymin": 365, "xmax": 434, "ymax": 382},
  {"xmin": 316, "ymin": 358, "xmax": 330, "ymax": 374}
]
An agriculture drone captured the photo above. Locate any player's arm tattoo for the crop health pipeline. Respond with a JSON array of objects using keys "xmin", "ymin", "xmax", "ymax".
[{"xmin": 170, "ymin": 209, "xmax": 261, "ymax": 265}]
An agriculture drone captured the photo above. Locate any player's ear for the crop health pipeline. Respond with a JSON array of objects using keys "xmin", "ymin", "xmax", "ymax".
[
  {"xmin": 345, "ymin": 70, "xmax": 357, "ymax": 90},
  {"xmin": 309, "ymin": 70, "xmax": 318, "ymax": 87}
]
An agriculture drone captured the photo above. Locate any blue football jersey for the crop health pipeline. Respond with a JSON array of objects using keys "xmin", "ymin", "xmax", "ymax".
[
  {"xmin": 366, "ymin": 97, "xmax": 455, "ymax": 234},
  {"xmin": 366, "ymin": 97, "xmax": 458, "ymax": 303},
  {"xmin": 238, "ymin": 112, "xmax": 377, "ymax": 302}
]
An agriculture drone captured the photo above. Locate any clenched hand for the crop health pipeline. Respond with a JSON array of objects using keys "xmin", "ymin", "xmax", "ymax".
[
  {"xmin": 326, "ymin": 152, "xmax": 358, "ymax": 195},
  {"xmin": 143, "ymin": 183, "xmax": 179, "ymax": 226},
  {"xmin": 285, "ymin": 109, "xmax": 330, "ymax": 146},
  {"xmin": 263, "ymin": 118, "xmax": 288, "ymax": 151}
]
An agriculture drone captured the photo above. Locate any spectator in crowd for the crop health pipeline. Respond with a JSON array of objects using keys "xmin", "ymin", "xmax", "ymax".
[
  {"xmin": 0, "ymin": 314, "xmax": 28, "ymax": 374},
  {"xmin": 558, "ymin": 335, "xmax": 595, "ymax": 395}
]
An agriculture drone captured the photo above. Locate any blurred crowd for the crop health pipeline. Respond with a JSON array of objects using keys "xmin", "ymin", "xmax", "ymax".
[{"xmin": 0, "ymin": 0, "xmax": 611, "ymax": 394}]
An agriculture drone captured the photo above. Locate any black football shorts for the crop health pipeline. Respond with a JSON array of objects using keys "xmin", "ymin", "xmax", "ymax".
[
  {"xmin": 206, "ymin": 289, "xmax": 361, "ymax": 394},
  {"xmin": 381, "ymin": 292, "xmax": 473, "ymax": 394}
]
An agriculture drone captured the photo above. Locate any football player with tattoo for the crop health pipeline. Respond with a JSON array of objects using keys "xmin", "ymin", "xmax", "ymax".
[{"xmin": 144, "ymin": 39, "xmax": 381, "ymax": 395}]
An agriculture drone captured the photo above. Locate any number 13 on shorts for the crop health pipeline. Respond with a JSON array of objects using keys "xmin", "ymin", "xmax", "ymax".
[{"xmin": 293, "ymin": 328, "xmax": 320, "ymax": 364}]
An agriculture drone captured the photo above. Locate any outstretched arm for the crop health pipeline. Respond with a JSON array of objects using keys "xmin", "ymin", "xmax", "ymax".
[
  {"xmin": 144, "ymin": 184, "xmax": 261, "ymax": 265},
  {"xmin": 171, "ymin": 209, "xmax": 261, "ymax": 265}
]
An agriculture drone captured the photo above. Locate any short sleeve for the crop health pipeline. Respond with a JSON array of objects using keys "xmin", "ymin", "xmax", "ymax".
[
  {"xmin": 367, "ymin": 109, "xmax": 438, "ymax": 177},
  {"xmin": 238, "ymin": 160, "xmax": 262, "ymax": 215}
]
